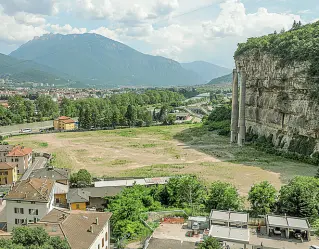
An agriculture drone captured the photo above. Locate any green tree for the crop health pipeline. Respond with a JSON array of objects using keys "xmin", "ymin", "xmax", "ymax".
[
  {"xmin": 278, "ymin": 176, "xmax": 319, "ymax": 217},
  {"xmin": 12, "ymin": 227, "xmax": 49, "ymax": 246},
  {"xmin": 166, "ymin": 176, "xmax": 206, "ymax": 208},
  {"xmin": 48, "ymin": 237, "xmax": 70, "ymax": 249},
  {"xmin": 207, "ymin": 181, "xmax": 243, "ymax": 211},
  {"xmin": 248, "ymin": 181, "xmax": 277, "ymax": 215},
  {"xmin": 70, "ymin": 169, "xmax": 92, "ymax": 187},
  {"xmin": 125, "ymin": 105, "xmax": 137, "ymax": 127},
  {"xmin": 35, "ymin": 95, "xmax": 59, "ymax": 119},
  {"xmin": 198, "ymin": 237, "xmax": 222, "ymax": 249},
  {"xmin": 108, "ymin": 185, "xmax": 160, "ymax": 238}
]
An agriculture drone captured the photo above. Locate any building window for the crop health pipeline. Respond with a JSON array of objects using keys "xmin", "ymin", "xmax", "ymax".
[
  {"xmin": 102, "ymin": 238, "xmax": 104, "ymax": 247},
  {"xmin": 56, "ymin": 198, "xmax": 60, "ymax": 204},
  {"xmin": 76, "ymin": 204, "xmax": 80, "ymax": 209},
  {"xmin": 11, "ymin": 159, "xmax": 14, "ymax": 162},
  {"xmin": 31, "ymin": 201, "xmax": 35, "ymax": 204},
  {"xmin": 15, "ymin": 158, "xmax": 18, "ymax": 162},
  {"xmin": 14, "ymin": 208, "xmax": 24, "ymax": 214},
  {"xmin": 98, "ymin": 245, "xmax": 100, "ymax": 249},
  {"xmin": 17, "ymin": 170, "xmax": 19, "ymax": 174},
  {"xmin": 4, "ymin": 171, "xmax": 8, "ymax": 175},
  {"xmin": 105, "ymin": 231, "xmax": 108, "ymax": 240},
  {"xmin": 15, "ymin": 219, "xmax": 25, "ymax": 225},
  {"xmin": 29, "ymin": 209, "xmax": 39, "ymax": 215}
]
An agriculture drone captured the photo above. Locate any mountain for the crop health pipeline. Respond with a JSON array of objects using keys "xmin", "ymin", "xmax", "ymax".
[
  {"xmin": 207, "ymin": 73, "xmax": 232, "ymax": 85},
  {"xmin": 0, "ymin": 53, "xmax": 74, "ymax": 86},
  {"xmin": 10, "ymin": 33, "xmax": 203, "ymax": 88},
  {"xmin": 181, "ymin": 61, "xmax": 231, "ymax": 82}
]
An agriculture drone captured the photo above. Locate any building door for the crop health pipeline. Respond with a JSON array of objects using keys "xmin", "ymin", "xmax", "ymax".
[{"xmin": 4, "ymin": 177, "xmax": 7, "ymax": 184}]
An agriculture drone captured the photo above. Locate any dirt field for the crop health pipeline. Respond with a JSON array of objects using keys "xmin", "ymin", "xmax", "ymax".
[{"xmin": 6, "ymin": 125, "xmax": 290, "ymax": 195}]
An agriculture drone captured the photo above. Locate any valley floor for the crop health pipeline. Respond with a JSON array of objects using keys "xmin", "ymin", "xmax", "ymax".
[{"xmin": 7, "ymin": 124, "xmax": 317, "ymax": 195}]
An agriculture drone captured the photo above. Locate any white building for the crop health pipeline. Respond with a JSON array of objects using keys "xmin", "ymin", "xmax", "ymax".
[
  {"xmin": 5, "ymin": 178, "xmax": 55, "ymax": 231},
  {"xmin": 30, "ymin": 208, "xmax": 112, "ymax": 249},
  {"xmin": 6, "ymin": 146, "xmax": 32, "ymax": 175}
]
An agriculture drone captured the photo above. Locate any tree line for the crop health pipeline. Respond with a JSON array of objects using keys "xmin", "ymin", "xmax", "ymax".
[
  {"xmin": 107, "ymin": 174, "xmax": 319, "ymax": 242},
  {"xmin": 0, "ymin": 90, "xmax": 185, "ymax": 127}
]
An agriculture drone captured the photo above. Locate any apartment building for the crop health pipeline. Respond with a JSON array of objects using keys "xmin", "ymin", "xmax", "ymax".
[
  {"xmin": 30, "ymin": 208, "xmax": 112, "ymax": 249},
  {"xmin": 5, "ymin": 178, "xmax": 55, "ymax": 231},
  {"xmin": 6, "ymin": 146, "xmax": 32, "ymax": 175}
]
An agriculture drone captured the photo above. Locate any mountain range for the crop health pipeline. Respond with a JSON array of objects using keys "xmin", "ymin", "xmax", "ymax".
[
  {"xmin": 181, "ymin": 61, "xmax": 231, "ymax": 82},
  {"xmin": 3, "ymin": 33, "xmax": 231, "ymax": 88}
]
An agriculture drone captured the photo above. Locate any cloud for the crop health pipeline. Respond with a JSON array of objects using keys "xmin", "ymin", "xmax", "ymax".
[
  {"xmin": 75, "ymin": 0, "xmax": 113, "ymax": 19},
  {"xmin": 153, "ymin": 0, "xmax": 179, "ymax": 16},
  {"xmin": 152, "ymin": 45, "xmax": 182, "ymax": 60},
  {"xmin": 202, "ymin": 0, "xmax": 301, "ymax": 39},
  {"xmin": 50, "ymin": 24, "xmax": 87, "ymax": 34},
  {"xmin": 89, "ymin": 27, "xmax": 121, "ymax": 41},
  {"xmin": 0, "ymin": 0, "xmax": 58, "ymax": 15},
  {"xmin": 0, "ymin": 9, "xmax": 48, "ymax": 44},
  {"xmin": 14, "ymin": 12, "xmax": 46, "ymax": 26}
]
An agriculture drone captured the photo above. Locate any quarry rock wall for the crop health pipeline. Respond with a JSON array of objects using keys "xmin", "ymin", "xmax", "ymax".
[{"xmin": 235, "ymin": 51, "xmax": 319, "ymax": 155}]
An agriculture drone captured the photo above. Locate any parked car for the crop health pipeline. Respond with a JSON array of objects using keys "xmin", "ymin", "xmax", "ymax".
[
  {"xmin": 273, "ymin": 227, "xmax": 281, "ymax": 235},
  {"xmin": 20, "ymin": 128, "xmax": 32, "ymax": 133},
  {"xmin": 309, "ymin": 246, "xmax": 319, "ymax": 249}
]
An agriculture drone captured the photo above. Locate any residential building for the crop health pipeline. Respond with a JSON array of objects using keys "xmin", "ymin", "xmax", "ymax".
[
  {"xmin": 0, "ymin": 145, "xmax": 14, "ymax": 163},
  {"xmin": 67, "ymin": 188, "xmax": 90, "ymax": 210},
  {"xmin": 54, "ymin": 182, "xmax": 69, "ymax": 208},
  {"xmin": 29, "ymin": 166, "xmax": 70, "ymax": 207},
  {"xmin": 29, "ymin": 166, "xmax": 70, "ymax": 185},
  {"xmin": 30, "ymin": 208, "xmax": 112, "ymax": 249},
  {"xmin": 71, "ymin": 186, "xmax": 124, "ymax": 211},
  {"xmin": 6, "ymin": 146, "xmax": 32, "ymax": 175},
  {"xmin": 53, "ymin": 116, "xmax": 76, "ymax": 130},
  {"xmin": 0, "ymin": 162, "xmax": 17, "ymax": 185},
  {"xmin": 5, "ymin": 178, "xmax": 55, "ymax": 231}
]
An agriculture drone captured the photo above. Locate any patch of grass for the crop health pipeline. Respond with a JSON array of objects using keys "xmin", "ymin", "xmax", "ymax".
[
  {"xmin": 39, "ymin": 142, "xmax": 48, "ymax": 147},
  {"xmin": 174, "ymin": 125, "xmax": 318, "ymax": 182},
  {"xmin": 118, "ymin": 129, "xmax": 137, "ymax": 137},
  {"xmin": 128, "ymin": 143, "xmax": 158, "ymax": 149},
  {"xmin": 51, "ymin": 149, "xmax": 73, "ymax": 169},
  {"xmin": 110, "ymin": 159, "xmax": 132, "ymax": 166},
  {"xmin": 118, "ymin": 163, "xmax": 187, "ymax": 178}
]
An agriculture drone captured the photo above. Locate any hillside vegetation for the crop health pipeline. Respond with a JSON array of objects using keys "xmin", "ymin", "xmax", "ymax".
[
  {"xmin": 235, "ymin": 21, "xmax": 319, "ymax": 96},
  {"xmin": 207, "ymin": 73, "xmax": 232, "ymax": 85},
  {"xmin": 0, "ymin": 53, "xmax": 72, "ymax": 86}
]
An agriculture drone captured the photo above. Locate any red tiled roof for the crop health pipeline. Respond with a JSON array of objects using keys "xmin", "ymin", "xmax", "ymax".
[
  {"xmin": 61, "ymin": 119, "xmax": 75, "ymax": 124},
  {"xmin": 0, "ymin": 162, "xmax": 15, "ymax": 170},
  {"xmin": 7, "ymin": 146, "xmax": 32, "ymax": 157},
  {"xmin": 57, "ymin": 116, "xmax": 70, "ymax": 120},
  {"xmin": 5, "ymin": 178, "xmax": 54, "ymax": 202},
  {"xmin": 7, "ymin": 146, "xmax": 32, "ymax": 156}
]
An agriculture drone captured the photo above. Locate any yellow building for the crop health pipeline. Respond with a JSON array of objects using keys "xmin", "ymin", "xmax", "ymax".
[
  {"xmin": 53, "ymin": 116, "xmax": 76, "ymax": 130},
  {"xmin": 67, "ymin": 188, "xmax": 89, "ymax": 211},
  {"xmin": 0, "ymin": 162, "xmax": 17, "ymax": 185}
]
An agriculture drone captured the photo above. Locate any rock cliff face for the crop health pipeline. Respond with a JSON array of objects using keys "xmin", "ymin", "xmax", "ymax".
[{"xmin": 235, "ymin": 51, "xmax": 319, "ymax": 155}]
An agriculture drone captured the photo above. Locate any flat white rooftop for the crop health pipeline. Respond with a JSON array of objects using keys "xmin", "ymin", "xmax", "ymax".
[
  {"xmin": 266, "ymin": 215, "xmax": 310, "ymax": 230},
  {"xmin": 209, "ymin": 225, "xmax": 249, "ymax": 244},
  {"xmin": 94, "ymin": 177, "xmax": 170, "ymax": 187},
  {"xmin": 210, "ymin": 210, "xmax": 248, "ymax": 223}
]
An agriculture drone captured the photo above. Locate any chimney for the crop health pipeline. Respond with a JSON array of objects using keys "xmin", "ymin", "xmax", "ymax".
[
  {"xmin": 89, "ymin": 225, "xmax": 94, "ymax": 233},
  {"xmin": 95, "ymin": 217, "xmax": 99, "ymax": 225}
]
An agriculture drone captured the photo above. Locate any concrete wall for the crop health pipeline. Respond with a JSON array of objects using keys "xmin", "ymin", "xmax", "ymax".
[{"xmin": 89, "ymin": 221, "xmax": 110, "ymax": 249}]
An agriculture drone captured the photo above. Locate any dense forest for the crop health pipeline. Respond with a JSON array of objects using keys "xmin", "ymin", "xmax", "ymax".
[{"xmin": 0, "ymin": 90, "xmax": 185, "ymax": 127}]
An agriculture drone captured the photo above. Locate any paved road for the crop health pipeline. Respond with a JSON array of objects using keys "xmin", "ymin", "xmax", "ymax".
[
  {"xmin": 20, "ymin": 157, "xmax": 48, "ymax": 181},
  {"xmin": 0, "ymin": 120, "xmax": 54, "ymax": 136}
]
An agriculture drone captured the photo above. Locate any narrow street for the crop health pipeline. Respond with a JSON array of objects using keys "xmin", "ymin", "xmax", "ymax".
[{"xmin": 20, "ymin": 157, "xmax": 48, "ymax": 181}]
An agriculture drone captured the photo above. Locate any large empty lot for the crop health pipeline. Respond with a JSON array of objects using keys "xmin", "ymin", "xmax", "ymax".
[{"xmin": 7, "ymin": 124, "xmax": 317, "ymax": 194}]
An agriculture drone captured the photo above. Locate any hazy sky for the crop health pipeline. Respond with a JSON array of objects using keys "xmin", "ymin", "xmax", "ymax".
[{"xmin": 0, "ymin": 0, "xmax": 318, "ymax": 67}]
